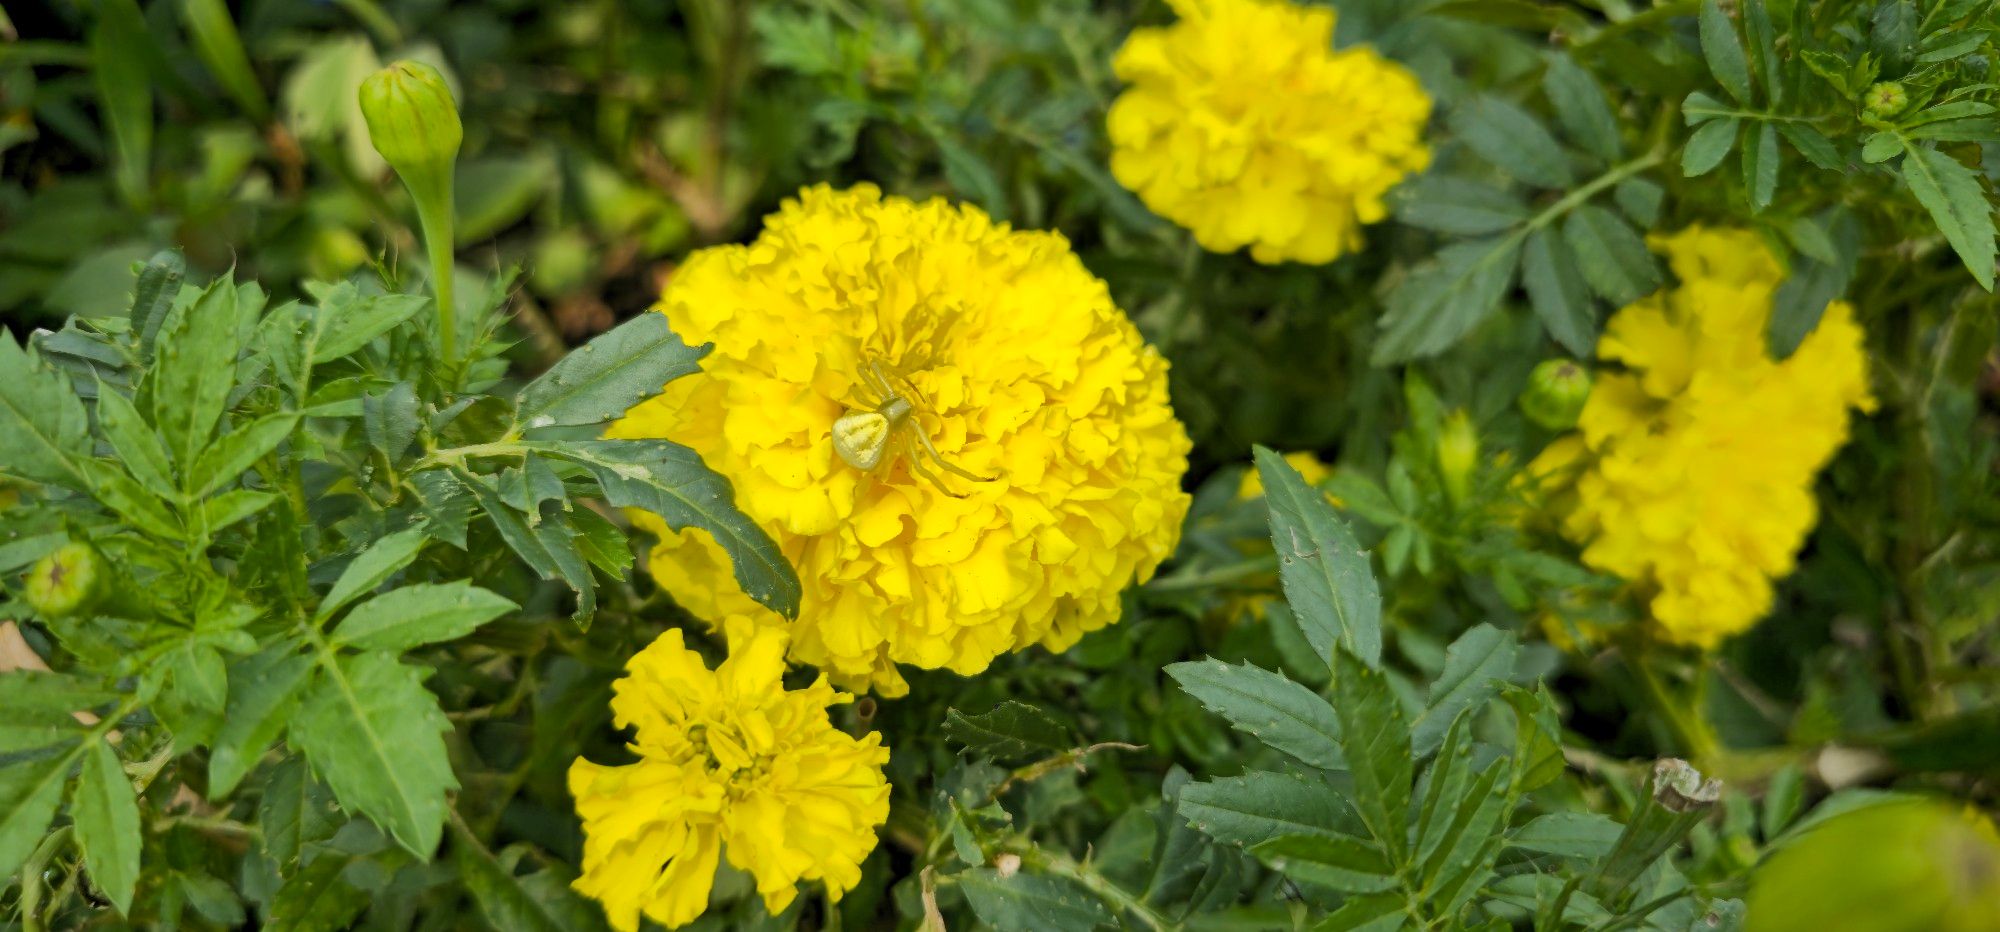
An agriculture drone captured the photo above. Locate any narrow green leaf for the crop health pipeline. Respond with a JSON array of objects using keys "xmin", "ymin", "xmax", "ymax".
[
  {"xmin": 199, "ymin": 489, "xmax": 276, "ymax": 535},
  {"xmin": 1502, "ymin": 684, "xmax": 1566, "ymax": 791},
  {"xmin": 316, "ymin": 527, "xmax": 429, "ymax": 621},
  {"xmin": 131, "ymin": 250, "xmax": 186, "ymax": 359},
  {"xmin": 1180, "ymin": 772, "xmax": 1356, "ymax": 848},
  {"xmin": 1743, "ymin": 121, "xmax": 1780, "ymax": 211},
  {"xmin": 1451, "ymin": 95, "xmax": 1575, "ymax": 189},
  {"xmin": 1168, "ymin": 659, "xmax": 1345, "ymax": 769},
  {"xmin": 548, "ymin": 439, "xmax": 800, "ymax": 619},
  {"xmin": 1410, "ymin": 624, "xmax": 1518, "ymax": 758},
  {"xmin": 330, "ymin": 582, "xmax": 517, "ymax": 652},
  {"xmin": 1391, "ymin": 175, "xmax": 1530, "ymax": 236},
  {"xmin": 0, "ymin": 673, "xmax": 116, "ymax": 725},
  {"xmin": 1863, "ymin": 132, "xmax": 1904, "ymax": 164},
  {"xmin": 208, "ymin": 646, "xmax": 314, "ymax": 797},
  {"xmin": 1508, "ymin": 812, "xmax": 1624, "ymax": 859},
  {"xmin": 1544, "ymin": 53, "xmax": 1622, "ymax": 161},
  {"xmin": 1310, "ymin": 892, "xmax": 1406, "ymax": 931},
  {"xmin": 1254, "ymin": 446, "xmax": 1381, "ymax": 667},
  {"xmin": 1372, "ymin": 236, "xmax": 1523, "ymax": 363},
  {"xmin": 1700, "ymin": 0, "xmax": 1754, "ymax": 104},
  {"xmin": 178, "ymin": 0, "xmax": 269, "ymax": 119},
  {"xmin": 1682, "ymin": 118, "xmax": 1740, "ymax": 176},
  {"xmin": 150, "ymin": 275, "xmax": 247, "ymax": 468},
  {"xmin": 1520, "ymin": 229, "xmax": 1597, "ymax": 356},
  {"xmin": 942, "ymin": 701, "xmax": 1076, "ymax": 761},
  {"xmin": 362, "ymin": 382, "xmax": 419, "ymax": 461},
  {"xmin": 1614, "ymin": 178, "xmax": 1665, "ymax": 228},
  {"xmin": 0, "ymin": 746, "xmax": 78, "ymax": 877},
  {"xmin": 1254, "ymin": 834, "xmax": 1396, "ymax": 893},
  {"xmin": 533, "ymin": 511, "xmax": 599, "ymax": 622},
  {"xmin": 189, "ymin": 412, "xmax": 298, "ymax": 498},
  {"xmin": 1779, "ymin": 123, "xmax": 1843, "ymax": 170},
  {"xmin": 312, "ymin": 288, "xmax": 428, "ymax": 361},
  {"xmin": 1901, "ymin": 146, "xmax": 1998, "ymax": 290},
  {"xmin": 92, "ymin": 0, "xmax": 153, "ymax": 209},
  {"xmin": 78, "ymin": 458, "xmax": 183, "ymax": 539},
  {"xmin": 0, "ymin": 337, "xmax": 92, "ymax": 487},
  {"xmin": 1743, "ymin": 0, "xmax": 1781, "ymax": 106},
  {"xmin": 72, "ymin": 739, "xmax": 141, "ymax": 914},
  {"xmin": 259, "ymin": 757, "xmax": 340, "ymax": 872},
  {"xmin": 1563, "ymin": 205, "xmax": 1662, "ymax": 305},
  {"xmin": 92, "ymin": 380, "xmax": 176, "ymax": 498},
  {"xmin": 1416, "ymin": 759, "xmax": 1509, "ymax": 909},
  {"xmin": 958, "ymin": 867, "xmax": 1110, "ymax": 932},
  {"xmin": 515, "ymin": 312, "xmax": 710, "ymax": 430},
  {"xmin": 290, "ymin": 651, "xmax": 456, "ymax": 857},
  {"xmin": 1330, "ymin": 648, "xmax": 1413, "ymax": 862},
  {"xmin": 1681, "ymin": 90, "xmax": 1731, "ymax": 125},
  {"xmin": 452, "ymin": 467, "xmax": 562, "ymax": 577}
]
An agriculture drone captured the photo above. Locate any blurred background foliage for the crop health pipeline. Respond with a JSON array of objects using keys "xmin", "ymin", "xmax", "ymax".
[{"xmin": 5, "ymin": 0, "xmax": 2000, "ymax": 929}]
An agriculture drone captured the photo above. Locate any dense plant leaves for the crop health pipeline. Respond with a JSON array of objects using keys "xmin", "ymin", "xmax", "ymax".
[
  {"xmin": 0, "ymin": 746, "xmax": 77, "ymax": 878},
  {"xmin": 1179, "ymin": 771, "xmax": 1354, "ymax": 847},
  {"xmin": 316, "ymin": 527, "xmax": 430, "ymax": 621},
  {"xmin": 268, "ymin": 850, "xmax": 371, "ymax": 931},
  {"xmin": 92, "ymin": 377, "xmax": 176, "ymax": 497},
  {"xmin": 1252, "ymin": 833, "xmax": 1396, "ymax": 893},
  {"xmin": 515, "ymin": 311, "xmax": 711, "ymax": 430},
  {"xmin": 208, "ymin": 647, "xmax": 315, "ymax": 797},
  {"xmin": 150, "ymin": 275, "xmax": 249, "ymax": 468},
  {"xmin": 1508, "ymin": 812, "xmax": 1625, "ymax": 859},
  {"xmin": 0, "ymin": 337, "xmax": 92, "ymax": 487},
  {"xmin": 454, "ymin": 831, "xmax": 610, "ymax": 932},
  {"xmin": 259, "ymin": 757, "xmax": 341, "ymax": 872},
  {"xmin": 1392, "ymin": 176, "xmax": 1529, "ymax": 236},
  {"xmin": 1167, "ymin": 658, "xmax": 1345, "ymax": 770},
  {"xmin": 330, "ymin": 582, "xmax": 517, "ymax": 652},
  {"xmin": 1409, "ymin": 624, "xmax": 1518, "ymax": 758},
  {"xmin": 130, "ymin": 250, "xmax": 186, "ymax": 357},
  {"xmin": 1254, "ymin": 445, "xmax": 1381, "ymax": 667},
  {"xmin": 958, "ymin": 867, "xmax": 1110, "ymax": 931},
  {"xmin": 1451, "ymin": 95, "xmax": 1575, "ymax": 189},
  {"xmin": 313, "ymin": 287, "xmax": 429, "ymax": 361},
  {"xmin": 1900, "ymin": 145, "xmax": 1997, "ymax": 290},
  {"xmin": 190, "ymin": 412, "xmax": 299, "ymax": 497},
  {"xmin": 1520, "ymin": 229, "xmax": 1596, "ymax": 356},
  {"xmin": 73, "ymin": 739, "xmax": 141, "ymax": 914},
  {"xmin": 943, "ymin": 701, "xmax": 1076, "ymax": 761},
  {"xmin": 1373, "ymin": 237, "xmax": 1522, "ymax": 363},
  {"xmin": 289, "ymin": 652, "xmax": 456, "ymax": 856},
  {"xmin": 1562, "ymin": 205, "xmax": 1661, "ymax": 305},
  {"xmin": 1329, "ymin": 648, "xmax": 1413, "ymax": 862}
]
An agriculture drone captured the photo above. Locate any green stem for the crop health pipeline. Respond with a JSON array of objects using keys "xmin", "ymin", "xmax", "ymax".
[
  {"xmin": 1630, "ymin": 652, "xmax": 1721, "ymax": 764},
  {"xmin": 413, "ymin": 182, "xmax": 458, "ymax": 372}
]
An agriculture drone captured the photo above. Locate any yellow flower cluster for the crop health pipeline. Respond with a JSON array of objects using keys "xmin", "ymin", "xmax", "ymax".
[
  {"xmin": 1533, "ymin": 228, "xmax": 1874, "ymax": 648},
  {"xmin": 1107, "ymin": 0, "xmax": 1432, "ymax": 264},
  {"xmin": 612, "ymin": 185, "xmax": 1192, "ymax": 695},
  {"xmin": 569, "ymin": 625, "xmax": 889, "ymax": 931}
]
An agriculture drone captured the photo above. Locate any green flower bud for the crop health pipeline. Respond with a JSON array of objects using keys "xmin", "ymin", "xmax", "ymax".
[
  {"xmin": 1520, "ymin": 359, "xmax": 1592, "ymax": 430},
  {"xmin": 1863, "ymin": 81, "xmax": 1910, "ymax": 120},
  {"xmin": 358, "ymin": 61, "xmax": 462, "ymax": 182},
  {"xmin": 1437, "ymin": 409, "xmax": 1479, "ymax": 504},
  {"xmin": 1746, "ymin": 798, "xmax": 2000, "ymax": 932},
  {"xmin": 23, "ymin": 542, "xmax": 105, "ymax": 619}
]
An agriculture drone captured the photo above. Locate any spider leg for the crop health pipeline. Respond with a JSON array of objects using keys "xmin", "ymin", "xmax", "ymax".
[
  {"xmin": 911, "ymin": 422, "xmax": 996, "ymax": 483},
  {"xmin": 903, "ymin": 442, "xmax": 966, "ymax": 498}
]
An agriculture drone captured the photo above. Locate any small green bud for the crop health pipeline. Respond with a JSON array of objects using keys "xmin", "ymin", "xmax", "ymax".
[
  {"xmin": 1745, "ymin": 799, "xmax": 2000, "ymax": 932},
  {"xmin": 1437, "ymin": 409, "xmax": 1479, "ymax": 504},
  {"xmin": 1862, "ymin": 81, "xmax": 1910, "ymax": 120},
  {"xmin": 23, "ymin": 542, "xmax": 105, "ymax": 619},
  {"xmin": 358, "ymin": 61, "xmax": 462, "ymax": 181},
  {"xmin": 1520, "ymin": 359, "xmax": 1592, "ymax": 430}
]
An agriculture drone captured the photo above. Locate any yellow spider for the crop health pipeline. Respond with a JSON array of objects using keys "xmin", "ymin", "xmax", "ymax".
[{"xmin": 832, "ymin": 359, "xmax": 993, "ymax": 496}]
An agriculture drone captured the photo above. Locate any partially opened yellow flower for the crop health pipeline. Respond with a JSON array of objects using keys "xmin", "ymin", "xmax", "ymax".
[
  {"xmin": 1532, "ymin": 227, "xmax": 1874, "ymax": 648},
  {"xmin": 569, "ymin": 624, "xmax": 889, "ymax": 931},
  {"xmin": 1107, "ymin": 0, "xmax": 1432, "ymax": 264},
  {"xmin": 612, "ymin": 184, "xmax": 1192, "ymax": 695}
]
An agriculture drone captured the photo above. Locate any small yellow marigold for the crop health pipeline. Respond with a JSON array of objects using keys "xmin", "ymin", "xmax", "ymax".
[
  {"xmin": 612, "ymin": 184, "xmax": 1192, "ymax": 695},
  {"xmin": 1531, "ymin": 227, "xmax": 1874, "ymax": 649},
  {"xmin": 1107, "ymin": 0, "xmax": 1432, "ymax": 264},
  {"xmin": 569, "ymin": 624, "xmax": 889, "ymax": 931}
]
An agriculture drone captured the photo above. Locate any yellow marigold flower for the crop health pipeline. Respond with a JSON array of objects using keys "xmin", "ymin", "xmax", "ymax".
[
  {"xmin": 612, "ymin": 184, "xmax": 1192, "ymax": 695},
  {"xmin": 568, "ymin": 624, "xmax": 889, "ymax": 931},
  {"xmin": 1531, "ymin": 227, "xmax": 1874, "ymax": 649},
  {"xmin": 1107, "ymin": 0, "xmax": 1432, "ymax": 264}
]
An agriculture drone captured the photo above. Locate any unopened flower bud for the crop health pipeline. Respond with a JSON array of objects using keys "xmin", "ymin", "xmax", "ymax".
[
  {"xmin": 1437, "ymin": 409, "xmax": 1478, "ymax": 504},
  {"xmin": 358, "ymin": 61, "xmax": 462, "ymax": 181},
  {"xmin": 1862, "ymin": 81, "xmax": 1910, "ymax": 120},
  {"xmin": 1520, "ymin": 359, "xmax": 1592, "ymax": 430},
  {"xmin": 23, "ymin": 542, "xmax": 104, "ymax": 619}
]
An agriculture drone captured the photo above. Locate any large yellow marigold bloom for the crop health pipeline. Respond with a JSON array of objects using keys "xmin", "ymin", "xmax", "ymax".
[
  {"xmin": 612, "ymin": 184, "xmax": 1192, "ymax": 695},
  {"xmin": 1532, "ymin": 227, "xmax": 1874, "ymax": 648},
  {"xmin": 568, "ymin": 624, "xmax": 889, "ymax": 931},
  {"xmin": 1107, "ymin": 0, "xmax": 1432, "ymax": 264}
]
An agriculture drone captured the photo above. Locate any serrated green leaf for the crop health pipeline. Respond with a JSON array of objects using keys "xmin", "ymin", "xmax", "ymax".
[
  {"xmin": 0, "ymin": 336, "xmax": 91, "ymax": 487},
  {"xmin": 189, "ymin": 412, "xmax": 298, "ymax": 498},
  {"xmin": 1917, "ymin": 28, "xmax": 1988, "ymax": 64},
  {"xmin": 131, "ymin": 250, "xmax": 186, "ymax": 358},
  {"xmin": 1501, "ymin": 684, "xmax": 1566, "ymax": 791},
  {"xmin": 78, "ymin": 457, "xmax": 183, "ymax": 539},
  {"xmin": 515, "ymin": 312, "xmax": 710, "ymax": 430},
  {"xmin": 1330, "ymin": 649, "xmax": 1413, "ymax": 862},
  {"xmin": 533, "ymin": 510, "xmax": 599, "ymax": 622},
  {"xmin": 151, "ymin": 275, "xmax": 247, "ymax": 468},
  {"xmin": 313, "ymin": 289, "xmax": 428, "ymax": 361},
  {"xmin": 1682, "ymin": 118, "xmax": 1740, "ymax": 176},
  {"xmin": 259, "ymin": 757, "xmax": 340, "ymax": 871},
  {"xmin": 93, "ymin": 379, "xmax": 175, "ymax": 498},
  {"xmin": 1863, "ymin": 132, "xmax": 1903, "ymax": 163},
  {"xmin": 290, "ymin": 651, "xmax": 456, "ymax": 857},
  {"xmin": 1507, "ymin": 812, "xmax": 1624, "ymax": 858},
  {"xmin": 1416, "ymin": 758, "xmax": 1508, "ymax": 910},
  {"xmin": 1410, "ymin": 624, "xmax": 1518, "ymax": 758},
  {"xmin": 198, "ymin": 489, "xmax": 275, "ymax": 535},
  {"xmin": 1392, "ymin": 175, "xmax": 1530, "ymax": 236},
  {"xmin": 943, "ymin": 701, "xmax": 1075, "ymax": 761},
  {"xmin": 1520, "ymin": 229, "xmax": 1597, "ymax": 357},
  {"xmin": 1614, "ymin": 178, "xmax": 1665, "ymax": 227},
  {"xmin": 1373, "ymin": 236, "xmax": 1522, "ymax": 363},
  {"xmin": 1701, "ymin": 0, "xmax": 1754, "ymax": 104},
  {"xmin": 1779, "ymin": 123, "xmax": 1844, "ymax": 170},
  {"xmin": 331, "ymin": 582, "xmax": 517, "ymax": 652},
  {"xmin": 453, "ymin": 467, "xmax": 562, "ymax": 578},
  {"xmin": 455, "ymin": 829, "xmax": 609, "ymax": 932},
  {"xmin": 0, "ymin": 746, "xmax": 78, "ymax": 878},
  {"xmin": 1563, "ymin": 204, "xmax": 1662, "ymax": 305},
  {"xmin": 1254, "ymin": 833, "xmax": 1396, "ymax": 893},
  {"xmin": 267, "ymin": 849, "xmax": 370, "ymax": 931},
  {"xmin": 1180, "ymin": 772, "xmax": 1354, "ymax": 848},
  {"xmin": 1168, "ymin": 658, "xmax": 1345, "ymax": 769},
  {"xmin": 1744, "ymin": 0, "xmax": 1781, "ymax": 106},
  {"xmin": 1901, "ymin": 145, "xmax": 1997, "ymax": 290},
  {"xmin": 208, "ymin": 646, "xmax": 314, "ymax": 797},
  {"xmin": 1544, "ymin": 53, "xmax": 1622, "ymax": 161},
  {"xmin": 1743, "ymin": 122, "xmax": 1780, "ymax": 211},
  {"xmin": 1451, "ymin": 95, "xmax": 1575, "ymax": 189},
  {"xmin": 0, "ymin": 673, "xmax": 118, "ymax": 726},
  {"xmin": 408, "ymin": 469, "xmax": 474, "ymax": 549},
  {"xmin": 547, "ymin": 439, "xmax": 800, "ymax": 619},
  {"xmin": 362, "ymin": 382, "xmax": 419, "ymax": 461},
  {"xmin": 958, "ymin": 867, "xmax": 1110, "ymax": 932},
  {"xmin": 1255, "ymin": 446, "xmax": 1381, "ymax": 668},
  {"xmin": 570, "ymin": 504, "xmax": 634, "ymax": 580},
  {"xmin": 1310, "ymin": 892, "xmax": 1406, "ymax": 931},
  {"xmin": 73, "ymin": 739, "xmax": 140, "ymax": 914},
  {"xmin": 316, "ymin": 527, "xmax": 429, "ymax": 622}
]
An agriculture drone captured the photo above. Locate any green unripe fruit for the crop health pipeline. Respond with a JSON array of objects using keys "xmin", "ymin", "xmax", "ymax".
[
  {"xmin": 1863, "ymin": 81, "xmax": 1911, "ymax": 120},
  {"xmin": 358, "ymin": 61, "xmax": 462, "ymax": 181},
  {"xmin": 1745, "ymin": 799, "xmax": 2000, "ymax": 932},
  {"xmin": 1520, "ymin": 359, "xmax": 1592, "ymax": 430},
  {"xmin": 23, "ymin": 542, "xmax": 105, "ymax": 619},
  {"xmin": 1437, "ymin": 409, "xmax": 1479, "ymax": 504}
]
